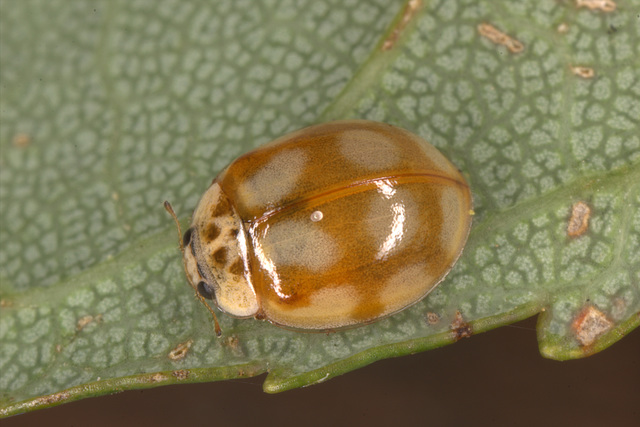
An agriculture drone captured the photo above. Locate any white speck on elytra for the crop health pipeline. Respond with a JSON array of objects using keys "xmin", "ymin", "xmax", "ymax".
[{"xmin": 310, "ymin": 211, "xmax": 323, "ymax": 222}]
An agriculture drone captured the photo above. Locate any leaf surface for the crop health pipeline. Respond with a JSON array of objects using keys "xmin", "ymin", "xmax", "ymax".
[{"xmin": 1, "ymin": 0, "xmax": 638, "ymax": 416}]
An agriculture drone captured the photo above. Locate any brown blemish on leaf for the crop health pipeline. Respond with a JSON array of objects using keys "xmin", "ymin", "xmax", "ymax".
[
  {"xmin": 0, "ymin": 298, "xmax": 12, "ymax": 308},
  {"xmin": 76, "ymin": 316, "xmax": 93, "ymax": 331},
  {"xmin": 382, "ymin": 0, "xmax": 422, "ymax": 51},
  {"xmin": 451, "ymin": 310, "xmax": 473, "ymax": 340},
  {"xmin": 226, "ymin": 335, "xmax": 239, "ymax": 348},
  {"xmin": 477, "ymin": 23, "xmax": 524, "ymax": 53},
  {"xmin": 24, "ymin": 392, "xmax": 71, "ymax": 410},
  {"xmin": 149, "ymin": 373, "xmax": 168, "ymax": 383},
  {"xmin": 76, "ymin": 314, "xmax": 102, "ymax": 331},
  {"xmin": 567, "ymin": 201, "xmax": 591, "ymax": 237},
  {"xmin": 168, "ymin": 339, "xmax": 193, "ymax": 361},
  {"xmin": 425, "ymin": 312, "xmax": 440, "ymax": 325},
  {"xmin": 575, "ymin": 0, "xmax": 616, "ymax": 12},
  {"xmin": 224, "ymin": 334, "xmax": 245, "ymax": 357},
  {"xmin": 12, "ymin": 133, "xmax": 30, "ymax": 147},
  {"xmin": 572, "ymin": 305, "xmax": 613, "ymax": 346},
  {"xmin": 571, "ymin": 66, "xmax": 595, "ymax": 79},
  {"xmin": 172, "ymin": 370, "xmax": 190, "ymax": 380}
]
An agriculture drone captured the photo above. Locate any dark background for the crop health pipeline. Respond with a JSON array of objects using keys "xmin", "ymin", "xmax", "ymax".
[{"xmin": 4, "ymin": 316, "xmax": 638, "ymax": 426}]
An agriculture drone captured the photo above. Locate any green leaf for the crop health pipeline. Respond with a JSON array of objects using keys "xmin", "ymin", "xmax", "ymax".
[{"xmin": 1, "ymin": 0, "xmax": 638, "ymax": 416}]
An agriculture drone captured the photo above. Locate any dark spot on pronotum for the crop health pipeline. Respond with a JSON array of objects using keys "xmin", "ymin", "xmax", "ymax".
[
  {"xmin": 211, "ymin": 196, "xmax": 230, "ymax": 217},
  {"xmin": 228, "ymin": 258, "xmax": 244, "ymax": 276},
  {"xmin": 182, "ymin": 227, "xmax": 193, "ymax": 246},
  {"xmin": 212, "ymin": 247, "xmax": 228, "ymax": 265},
  {"xmin": 230, "ymin": 228, "xmax": 239, "ymax": 237},
  {"xmin": 197, "ymin": 281, "xmax": 214, "ymax": 300},
  {"xmin": 204, "ymin": 223, "xmax": 221, "ymax": 241}
]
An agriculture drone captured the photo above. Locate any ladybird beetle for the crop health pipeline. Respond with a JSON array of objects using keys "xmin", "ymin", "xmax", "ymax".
[{"xmin": 165, "ymin": 120, "xmax": 472, "ymax": 335}]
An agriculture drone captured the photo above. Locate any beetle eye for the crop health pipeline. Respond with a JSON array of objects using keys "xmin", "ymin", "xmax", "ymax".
[
  {"xmin": 182, "ymin": 227, "xmax": 193, "ymax": 247},
  {"xmin": 197, "ymin": 281, "xmax": 214, "ymax": 300}
]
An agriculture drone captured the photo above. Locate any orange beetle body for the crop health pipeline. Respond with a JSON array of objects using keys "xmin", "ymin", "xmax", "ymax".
[{"xmin": 178, "ymin": 120, "xmax": 472, "ymax": 331}]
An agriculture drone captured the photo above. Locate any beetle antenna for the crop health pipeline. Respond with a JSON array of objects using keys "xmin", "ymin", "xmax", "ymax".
[
  {"xmin": 164, "ymin": 201, "xmax": 185, "ymax": 253},
  {"xmin": 164, "ymin": 201, "xmax": 222, "ymax": 337}
]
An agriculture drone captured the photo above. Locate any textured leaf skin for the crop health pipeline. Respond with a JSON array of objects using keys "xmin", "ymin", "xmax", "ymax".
[{"xmin": 1, "ymin": 0, "xmax": 638, "ymax": 416}]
